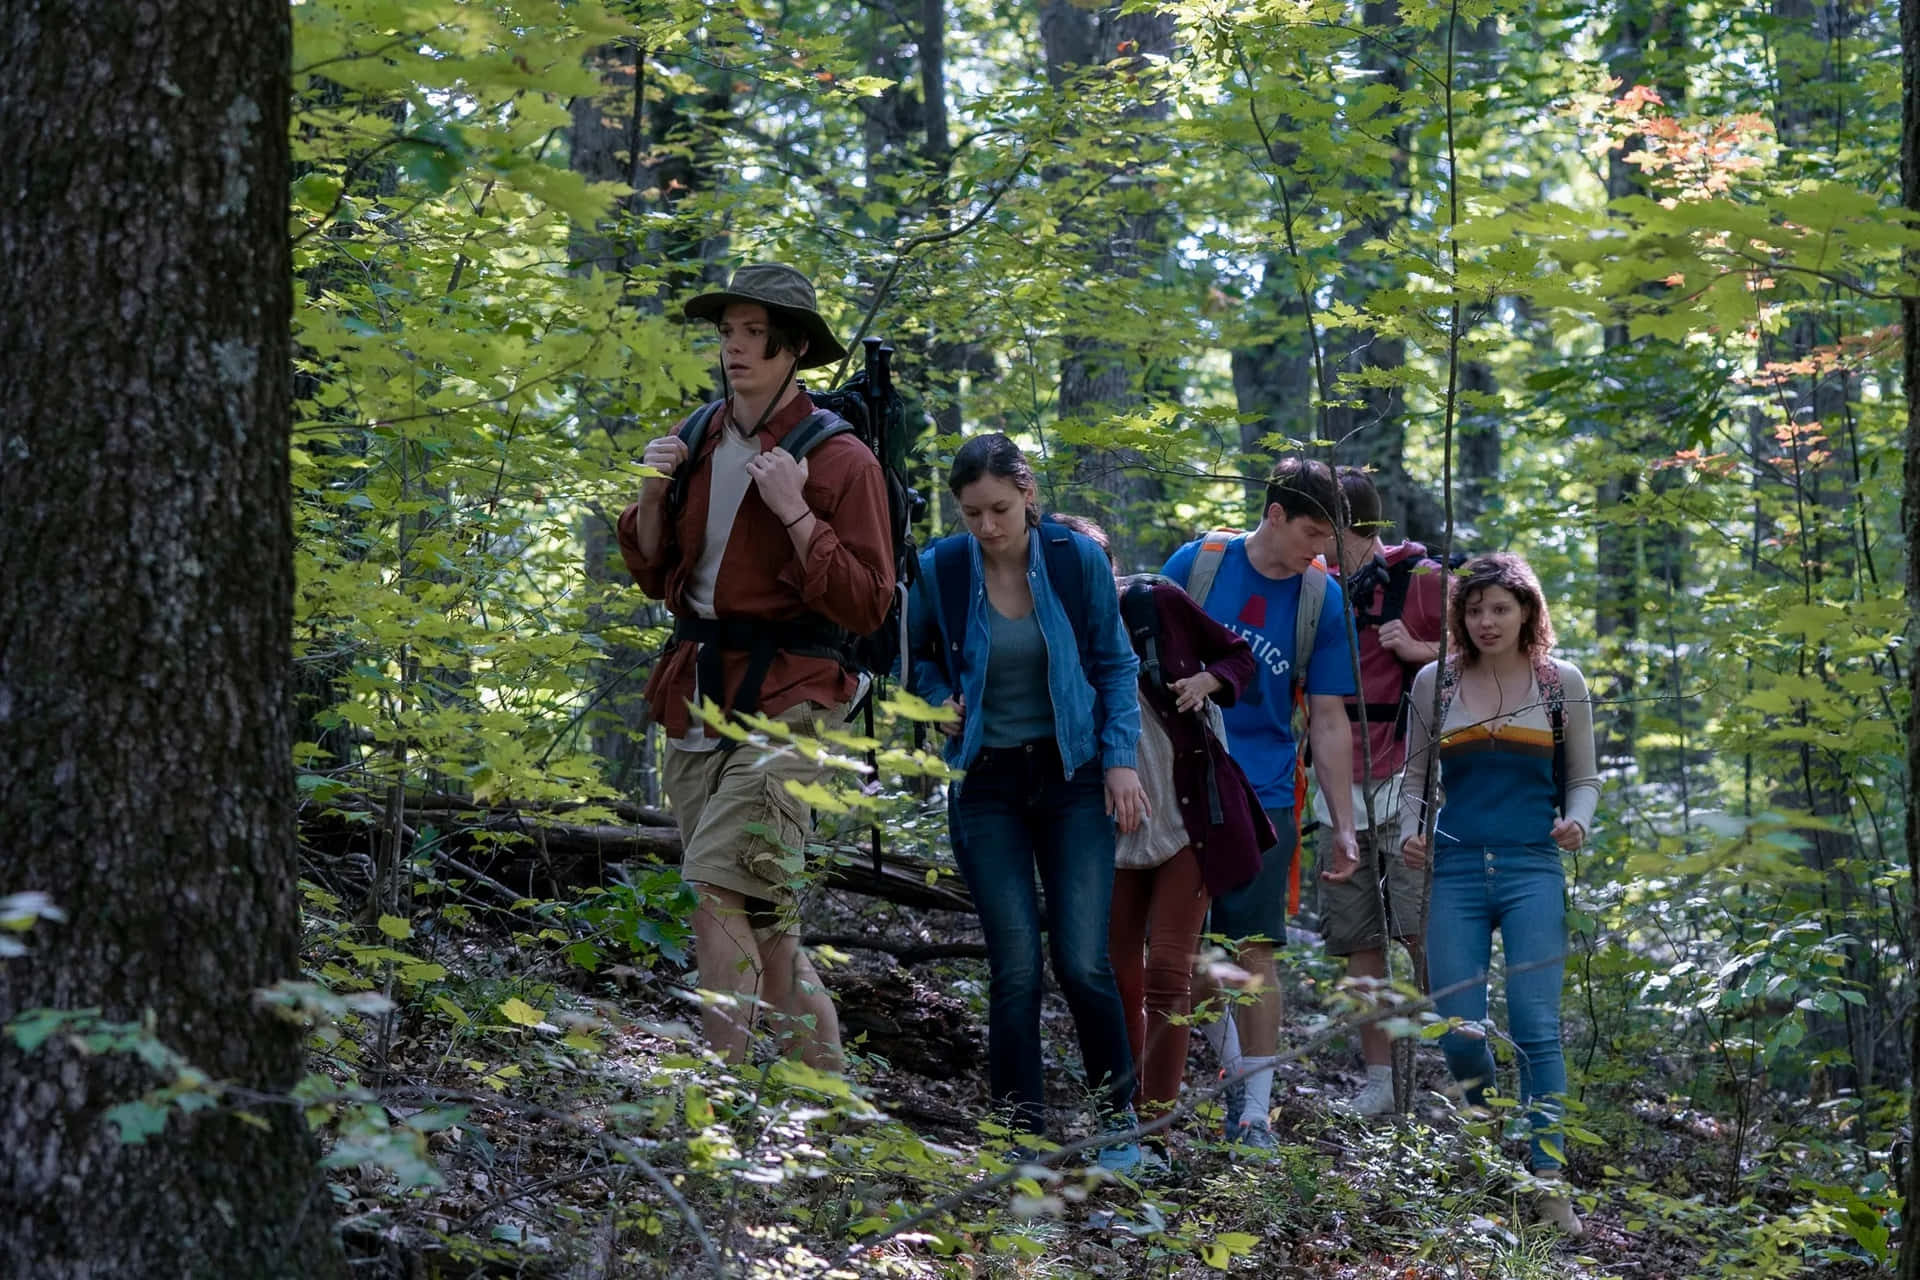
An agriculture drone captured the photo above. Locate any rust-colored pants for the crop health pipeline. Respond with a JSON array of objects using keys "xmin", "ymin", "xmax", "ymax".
[{"xmin": 1109, "ymin": 848, "xmax": 1210, "ymax": 1119}]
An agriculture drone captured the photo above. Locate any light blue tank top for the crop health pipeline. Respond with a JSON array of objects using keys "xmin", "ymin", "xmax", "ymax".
[{"xmin": 979, "ymin": 603, "xmax": 1055, "ymax": 747}]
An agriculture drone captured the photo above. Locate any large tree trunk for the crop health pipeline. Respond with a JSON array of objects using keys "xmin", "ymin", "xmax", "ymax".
[
  {"xmin": 569, "ymin": 44, "xmax": 730, "ymax": 803},
  {"xmin": 919, "ymin": 0, "xmax": 970, "ymax": 532},
  {"xmin": 1898, "ymin": 0, "xmax": 1920, "ymax": 1268},
  {"xmin": 1322, "ymin": 0, "xmax": 1443, "ymax": 541},
  {"xmin": 1768, "ymin": 0, "xmax": 1878, "ymax": 1092},
  {"xmin": 1231, "ymin": 259, "xmax": 1316, "ymax": 517},
  {"xmin": 0, "ymin": 2, "xmax": 344, "ymax": 1275},
  {"xmin": 1040, "ymin": 0, "xmax": 1175, "ymax": 569},
  {"xmin": 1594, "ymin": 0, "xmax": 1684, "ymax": 764}
]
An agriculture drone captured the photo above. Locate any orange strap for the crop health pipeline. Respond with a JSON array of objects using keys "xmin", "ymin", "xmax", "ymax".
[{"xmin": 1289, "ymin": 683, "xmax": 1307, "ymax": 916}]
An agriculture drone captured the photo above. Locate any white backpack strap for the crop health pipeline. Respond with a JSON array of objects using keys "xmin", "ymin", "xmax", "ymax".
[
  {"xmin": 1183, "ymin": 528, "xmax": 1240, "ymax": 606},
  {"xmin": 1293, "ymin": 563, "xmax": 1327, "ymax": 696}
]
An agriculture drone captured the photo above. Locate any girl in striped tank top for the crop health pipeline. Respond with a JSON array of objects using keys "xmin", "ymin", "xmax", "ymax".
[{"xmin": 1399, "ymin": 553, "xmax": 1600, "ymax": 1236}]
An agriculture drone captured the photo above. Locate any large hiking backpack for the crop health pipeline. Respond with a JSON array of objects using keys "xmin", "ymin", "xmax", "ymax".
[
  {"xmin": 1179, "ymin": 529, "xmax": 1328, "ymax": 915},
  {"xmin": 666, "ymin": 338, "xmax": 927, "ymax": 709}
]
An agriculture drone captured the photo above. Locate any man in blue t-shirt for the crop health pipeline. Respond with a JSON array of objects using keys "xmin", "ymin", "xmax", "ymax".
[{"xmin": 1164, "ymin": 457, "xmax": 1359, "ymax": 1150}]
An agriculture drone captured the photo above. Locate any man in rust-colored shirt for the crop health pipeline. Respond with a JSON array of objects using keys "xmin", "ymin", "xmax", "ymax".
[{"xmin": 618, "ymin": 264, "xmax": 893, "ymax": 1071}]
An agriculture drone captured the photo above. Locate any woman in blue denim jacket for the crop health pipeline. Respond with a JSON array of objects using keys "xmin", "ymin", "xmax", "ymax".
[{"xmin": 910, "ymin": 433, "xmax": 1148, "ymax": 1166}]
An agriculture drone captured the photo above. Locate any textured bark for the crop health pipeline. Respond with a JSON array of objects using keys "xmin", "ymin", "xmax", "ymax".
[
  {"xmin": 1321, "ymin": 0, "xmax": 1443, "ymax": 541},
  {"xmin": 1450, "ymin": 15, "xmax": 1503, "ymax": 537},
  {"xmin": 1766, "ymin": 0, "xmax": 1881, "ymax": 1090},
  {"xmin": 918, "ymin": 0, "xmax": 970, "ymax": 531},
  {"xmin": 1896, "ymin": 0, "xmax": 1912, "ymax": 1266},
  {"xmin": 1454, "ymin": 357, "xmax": 1500, "ymax": 531},
  {"xmin": 1040, "ymin": 0, "xmax": 1175, "ymax": 569},
  {"xmin": 859, "ymin": 3, "xmax": 925, "ymax": 236},
  {"xmin": 0, "ymin": 2, "xmax": 343, "ymax": 1275},
  {"xmin": 1896, "ymin": 0, "xmax": 1912, "ymax": 1228},
  {"xmin": 1594, "ymin": 0, "xmax": 1687, "ymax": 762},
  {"xmin": 1231, "ymin": 260, "xmax": 1316, "ymax": 517},
  {"xmin": 568, "ymin": 45, "xmax": 727, "ymax": 802},
  {"xmin": 1903, "ymin": 0, "xmax": 1920, "ymax": 1267}
]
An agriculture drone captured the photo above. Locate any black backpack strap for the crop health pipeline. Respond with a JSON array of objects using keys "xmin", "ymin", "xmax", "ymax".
[
  {"xmin": 675, "ymin": 616, "xmax": 851, "ymax": 718},
  {"xmin": 1378, "ymin": 559, "xmax": 1415, "ymax": 627},
  {"xmin": 1036, "ymin": 517, "xmax": 1091, "ymax": 665},
  {"xmin": 780, "ymin": 409, "xmax": 853, "ymax": 462},
  {"xmin": 930, "ymin": 535, "xmax": 972, "ymax": 687},
  {"xmin": 1350, "ymin": 556, "xmax": 1427, "ymax": 741},
  {"xmin": 665, "ymin": 399, "xmax": 727, "ymax": 515},
  {"xmin": 1119, "ymin": 576, "xmax": 1164, "ymax": 688}
]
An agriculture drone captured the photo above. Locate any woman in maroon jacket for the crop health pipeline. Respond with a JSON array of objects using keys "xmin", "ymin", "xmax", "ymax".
[{"xmin": 1055, "ymin": 518, "xmax": 1274, "ymax": 1142}]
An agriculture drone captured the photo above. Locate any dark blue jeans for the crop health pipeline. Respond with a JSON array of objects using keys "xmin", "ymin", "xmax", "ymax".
[
  {"xmin": 950, "ymin": 741, "xmax": 1136, "ymax": 1138},
  {"xmin": 1426, "ymin": 842, "xmax": 1570, "ymax": 1170}
]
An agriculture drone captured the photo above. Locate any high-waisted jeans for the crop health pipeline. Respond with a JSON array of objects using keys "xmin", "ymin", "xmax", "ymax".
[
  {"xmin": 949, "ymin": 740, "xmax": 1135, "ymax": 1137},
  {"xmin": 1425, "ymin": 842, "xmax": 1569, "ymax": 1170}
]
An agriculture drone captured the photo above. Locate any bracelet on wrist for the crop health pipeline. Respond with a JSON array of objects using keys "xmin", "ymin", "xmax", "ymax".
[{"xmin": 782, "ymin": 510, "xmax": 809, "ymax": 529}]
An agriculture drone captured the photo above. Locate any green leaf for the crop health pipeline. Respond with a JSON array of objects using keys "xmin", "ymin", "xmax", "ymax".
[
  {"xmin": 376, "ymin": 914, "xmax": 412, "ymax": 940},
  {"xmin": 104, "ymin": 1099, "xmax": 172, "ymax": 1145},
  {"xmin": 497, "ymin": 997, "xmax": 545, "ymax": 1027},
  {"xmin": 7, "ymin": 1007, "xmax": 92, "ymax": 1053}
]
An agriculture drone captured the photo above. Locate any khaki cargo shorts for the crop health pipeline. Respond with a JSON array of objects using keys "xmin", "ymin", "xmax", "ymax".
[
  {"xmin": 1319, "ymin": 823, "xmax": 1427, "ymax": 956},
  {"xmin": 662, "ymin": 699, "xmax": 850, "ymax": 930}
]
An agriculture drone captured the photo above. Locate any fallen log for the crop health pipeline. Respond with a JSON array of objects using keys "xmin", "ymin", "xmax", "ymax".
[
  {"xmin": 298, "ymin": 799, "xmax": 976, "ymax": 914},
  {"xmin": 804, "ymin": 933, "xmax": 988, "ymax": 964}
]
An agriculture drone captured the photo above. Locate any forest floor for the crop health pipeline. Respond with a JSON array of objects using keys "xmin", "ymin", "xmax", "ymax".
[{"xmin": 312, "ymin": 873, "xmax": 1887, "ymax": 1279}]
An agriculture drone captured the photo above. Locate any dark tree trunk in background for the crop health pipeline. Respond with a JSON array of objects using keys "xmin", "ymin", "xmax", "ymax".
[
  {"xmin": 1451, "ymin": 15, "xmax": 1504, "ymax": 538},
  {"xmin": 0, "ymin": 1, "xmax": 344, "ymax": 1275},
  {"xmin": 1455, "ymin": 357, "xmax": 1499, "ymax": 533},
  {"xmin": 1231, "ymin": 258, "xmax": 1315, "ymax": 517},
  {"xmin": 1040, "ymin": 0, "xmax": 1174, "ymax": 569},
  {"xmin": 1768, "ymin": 0, "xmax": 1877, "ymax": 1092},
  {"xmin": 1323, "ymin": 0, "xmax": 1441, "ymax": 541},
  {"xmin": 859, "ymin": 2, "xmax": 925, "ymax": 237},
  {"xmin": 1901, "ymin": 0, "xmax": 1920, "ymax": 1268},
  {"xmin": 918, "ymin": 0, "xmax": 970, "ymax": 532},
  {"xmin": 572, "ymin": 41, "xmax": 663, "ymax": 802},
  {"xmin": 569, "ymin": 44, "xmax": 729, "ymax": 803},
  {"xmin": 922, "ymin": 0, "xmax": 958, "ymax": 514},
  {"xmin": 1595, "ymin": 0, "xmax": 1682, "ymax": 764}
]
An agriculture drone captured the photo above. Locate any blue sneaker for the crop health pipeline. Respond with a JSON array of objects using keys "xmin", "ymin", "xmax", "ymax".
[{"xmin": 1228, "ymin": 1117, "xmax": 1278, "ymax": 1155}]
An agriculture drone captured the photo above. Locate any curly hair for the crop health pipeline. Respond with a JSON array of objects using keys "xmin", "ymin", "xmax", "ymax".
[{"xmin": 1448, "ymin": 552, "xmax": 1556, "ymax": 664}]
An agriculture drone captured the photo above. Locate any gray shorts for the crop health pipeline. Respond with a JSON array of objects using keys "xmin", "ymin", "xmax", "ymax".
[
  {"xmin": 1207, "ymin": 806, "xmax": 1297, "ymax": 944},
  {"xmin": 1318, "ymin": 823, "xmax": 1427, "ymax": 955}
]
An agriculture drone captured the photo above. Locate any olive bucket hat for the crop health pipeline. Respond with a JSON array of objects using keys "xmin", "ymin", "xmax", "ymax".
[{"xmin": 683, "ymin": 263, "xmax": 848, "ymax": 371}]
